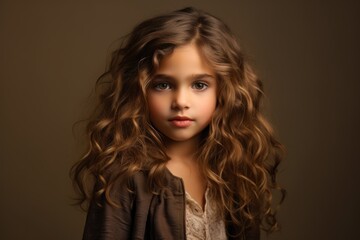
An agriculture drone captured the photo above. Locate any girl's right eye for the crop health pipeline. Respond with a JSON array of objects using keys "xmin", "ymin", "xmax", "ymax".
[{"xmin": 153, "ymin": 82, "xmax": 171, "ymax": 91}]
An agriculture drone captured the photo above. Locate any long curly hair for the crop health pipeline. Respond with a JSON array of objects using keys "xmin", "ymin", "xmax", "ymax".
[{"xmin": 71, "ymin": 7, "xmax": 285, "ymax": 235}]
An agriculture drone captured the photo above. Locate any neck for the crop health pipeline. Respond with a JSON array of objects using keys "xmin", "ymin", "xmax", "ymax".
[{"xmin": 164, "ymin": 136, "xmax": 200, "ymax": 163}]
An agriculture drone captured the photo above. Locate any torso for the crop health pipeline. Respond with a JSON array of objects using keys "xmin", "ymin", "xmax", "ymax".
[
  {"xmin": 185, "ymin": 188, "xmax": 227, "ymax": 240},
  {"xmin": 84, "ymin": 169, "xmax": 260, "ymax": 240}
]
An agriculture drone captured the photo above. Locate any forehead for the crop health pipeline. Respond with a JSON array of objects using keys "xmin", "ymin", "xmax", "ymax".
[{"xmin": 156, "ymin": 43, "xmax": 215, "ymax": 77}]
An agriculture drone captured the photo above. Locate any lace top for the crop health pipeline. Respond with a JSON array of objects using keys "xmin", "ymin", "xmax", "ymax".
[{"xmin": 185, "ymin": 188, "xmax": 227, "ymax": 240}]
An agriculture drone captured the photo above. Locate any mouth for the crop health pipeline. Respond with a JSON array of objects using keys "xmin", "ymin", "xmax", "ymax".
[{"xmin": 168, "ymin": 116, "xmax": 194, "ymax": 128}]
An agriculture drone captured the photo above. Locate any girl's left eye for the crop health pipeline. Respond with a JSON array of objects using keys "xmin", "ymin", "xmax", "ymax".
[{"xmin": 192, "ymin": 82, "xmax": 208, "ymax": 90}]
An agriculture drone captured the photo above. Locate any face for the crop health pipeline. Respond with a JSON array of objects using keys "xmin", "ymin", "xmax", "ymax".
[{"xmin": 147, "ymin": 43, "xmax": 217, "ymax": 144}]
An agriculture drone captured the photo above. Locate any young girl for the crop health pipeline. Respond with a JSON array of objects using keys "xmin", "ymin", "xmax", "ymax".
[{"xmin": 71, "ymin": 7, "xmax": 285, "ymax": 240}]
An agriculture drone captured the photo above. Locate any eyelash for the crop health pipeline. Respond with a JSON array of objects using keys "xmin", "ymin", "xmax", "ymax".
[
  {"xmin": 152, "ymin": 81, "xmax": 209, "ymax": 91},
  {"xmin": 153, "ymin": 82, "xmax": 170, "ymax": 90},
  {"xmin": 192, "ymin": 82, "xmax": 208, "ymax": 90}
]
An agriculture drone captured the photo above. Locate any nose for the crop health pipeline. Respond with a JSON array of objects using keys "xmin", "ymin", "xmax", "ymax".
[{"xmin": 171, "ymin": 87, "xmax": 190, "ymax": 110}]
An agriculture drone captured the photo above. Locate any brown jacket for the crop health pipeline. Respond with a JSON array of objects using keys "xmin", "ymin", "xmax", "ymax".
[{"xmin": 83, "ymin": 169, "xmax": 260, "ymax": 240}]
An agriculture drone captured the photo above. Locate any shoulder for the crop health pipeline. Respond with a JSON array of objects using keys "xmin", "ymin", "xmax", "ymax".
[
  {"xmin": 127, "ymin": 170, "xmax": 152, "ymax": 197},
  {"xmin": 109, "ymin": 170, "xmax": 150, "ymax": 197},
  {"xmin": 108, "ymin": 168, "xmax": 185, "ymax": 201},
  {"xmin": 128, "ymin": 168, "xmax": 185, "ymax": 195}
]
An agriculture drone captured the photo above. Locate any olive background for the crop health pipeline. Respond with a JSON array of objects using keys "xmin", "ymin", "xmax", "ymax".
[{"xmin": 1, "ymin": 0, "xmax": 359, "ymax": 239}]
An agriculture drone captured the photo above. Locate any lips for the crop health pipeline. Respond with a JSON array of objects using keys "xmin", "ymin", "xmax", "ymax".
[{"xmin": 168, "ymin": 116, "xmax": 194, "ymax": 128}]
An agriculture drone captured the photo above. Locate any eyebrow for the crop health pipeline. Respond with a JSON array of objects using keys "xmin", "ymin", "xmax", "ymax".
[{"xmin": 151, "ymin": 73, "xmax": 216, "ymax": 81}]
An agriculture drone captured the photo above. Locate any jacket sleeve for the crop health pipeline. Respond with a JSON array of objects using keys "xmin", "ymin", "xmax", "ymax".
[{"xmin": 82, "ymin": 179, "xmax": 135, "ymax": 240}]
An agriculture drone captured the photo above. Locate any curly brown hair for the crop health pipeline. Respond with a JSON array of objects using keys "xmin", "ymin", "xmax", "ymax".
[{"xmin": 71, "ymin": 7, "xmax": 285, "ymax": 235}]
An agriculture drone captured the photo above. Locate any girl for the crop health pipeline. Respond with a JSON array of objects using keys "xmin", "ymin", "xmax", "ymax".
[{"xmin": 71, "ymin": 7, "xmax": 285, "ymax": 240}]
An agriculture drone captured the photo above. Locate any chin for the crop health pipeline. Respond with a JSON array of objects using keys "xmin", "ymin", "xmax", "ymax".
[{"xmin": 165, "ymin": 133, "xmax": 199, "ymax": 143}]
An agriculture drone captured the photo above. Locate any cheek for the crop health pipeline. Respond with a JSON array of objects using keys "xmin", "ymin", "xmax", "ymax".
[
  {"xmin": 203, "ymin": 102, "xmax": 217, "ymax": 118},
  {"xmin": 207, "ymin": 91, "xmax": 218, "ymax": 112},
  {"xmin": 147, "ymin": 95, "xmax": 166, "ymax": 120},
  {"xmin": 198, "ymin": 93, "xmax": 217, "ymax": 120}
]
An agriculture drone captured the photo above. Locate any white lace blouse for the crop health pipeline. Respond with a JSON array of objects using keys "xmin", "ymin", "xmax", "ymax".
[{"xmin": 185, "ymin": 188, "xmax": 227, "ymax": 240}]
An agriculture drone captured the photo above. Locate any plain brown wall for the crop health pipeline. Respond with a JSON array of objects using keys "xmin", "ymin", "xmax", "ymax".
[{"xmin": 1, "ymin": 0, "xmax": 359, "ymax": 239}]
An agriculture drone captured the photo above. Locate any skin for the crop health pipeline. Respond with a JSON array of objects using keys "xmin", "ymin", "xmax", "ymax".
[{"xmin": 147, "ymin": 43, "xmax": 217, "ymax": 208}]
